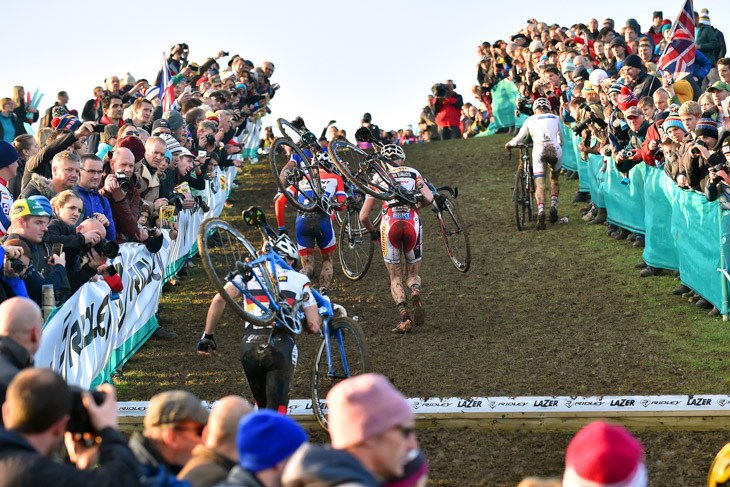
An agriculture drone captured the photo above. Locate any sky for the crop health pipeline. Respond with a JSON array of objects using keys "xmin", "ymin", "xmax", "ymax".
[{"xmin": 2, "ymin": 0, "xmax": 728, "ymax": 139}]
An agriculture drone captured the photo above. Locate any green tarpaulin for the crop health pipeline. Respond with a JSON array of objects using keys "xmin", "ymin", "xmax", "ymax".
[
  {"xmin": 604, "ymin": 158, "xmax": 646, "ymax": 235},
  {"xmin": 642, "ymin": 166, "xmax": 679, "ymax": 272}
]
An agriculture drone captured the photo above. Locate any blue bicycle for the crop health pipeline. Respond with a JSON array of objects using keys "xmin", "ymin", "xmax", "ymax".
[{"xmin": 197, "ymin": 206, "xmax": 370, "ymax": 429}]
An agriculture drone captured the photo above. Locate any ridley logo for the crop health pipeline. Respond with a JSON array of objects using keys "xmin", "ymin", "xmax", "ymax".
[
  {"xmin": 641, "ymin": 400, "xmax": 649, "ymax": 408},
  {"xmin": 719, "ymin": 399, "xmax": 727, "ymax": 407}
]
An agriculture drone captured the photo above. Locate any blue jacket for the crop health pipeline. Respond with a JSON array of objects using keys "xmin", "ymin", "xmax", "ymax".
[
  {"xmin": 77, "ymin": 186, "xmax": 116, "ymax": 242},
  {"xmin": 693, "ymin": 49, "xmax": 712, "ymax": 82}
]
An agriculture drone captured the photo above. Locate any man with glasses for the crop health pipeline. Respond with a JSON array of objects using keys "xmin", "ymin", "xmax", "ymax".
[
  {"xmin": 283, "ymin": 374, "xmax": 418, "ymax": 486},
  {"xmin": 78, "ymin": 154, "xmax": 115, "ymax": 242},
  {"xmin": 138, "ymin": 136, "xmax": 167, "ymax": 209},
  {"xmin": 129, "ymin": 390, "xmax": 208, "ymax": 485}
]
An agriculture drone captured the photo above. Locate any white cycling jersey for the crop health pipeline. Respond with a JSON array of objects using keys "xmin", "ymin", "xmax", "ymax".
[{"xmin": 508, "ymin": 113, "xmax": 564, "ymax": 148}]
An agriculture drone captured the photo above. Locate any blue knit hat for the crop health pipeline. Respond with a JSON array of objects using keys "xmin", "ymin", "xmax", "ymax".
[
  {"xmin": 27, "ymin": 195, "xmax": 54, "ymax": 216},
  {"xmin": 237, "ymin": 410, "xmax": 307, "ymax": 472},
  {"xmin": 0, "ymin": 141, "xmax": 18, "ymax": 169},
  {"xmin": 695, "ymin": 112, "xmax": 719, "ymax": 139},
  {"xmin": 663, "ymin": 112, "xmax": 686, "ymax": 133}
]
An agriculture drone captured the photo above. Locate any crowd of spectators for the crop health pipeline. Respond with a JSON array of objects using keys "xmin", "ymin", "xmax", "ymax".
[{"xmin": 0, "ymin": 45, "xmax": 280, "ymax": 337}]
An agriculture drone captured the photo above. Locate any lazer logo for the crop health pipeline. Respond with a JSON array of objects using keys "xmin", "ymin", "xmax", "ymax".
[
  {"xmin": 533, "ymin": 400, "xmax": 558, "ymax": 408},
  {"xmin": 457, "ymin": 400, "xmax": 483, "ymax": 408},
  {"xmin": 687, "ymin": 397, "xmax": 712, "ymax": 406},
  {"xmin": 610, "ymin": 399, "xmax": 635, "ymax": 407}
]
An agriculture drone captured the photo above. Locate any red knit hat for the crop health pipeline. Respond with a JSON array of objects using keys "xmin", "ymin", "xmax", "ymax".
[
  {"xmin": 563, "ymin": 421, "xmax": 647, "ymax": 487},
  {"xmin": 118, "ymin": 136, "xmax": 145, "ymax": 163},
  {"xmin": 616, "ymin": 86, "xmax": 639, "ymax": 112}
]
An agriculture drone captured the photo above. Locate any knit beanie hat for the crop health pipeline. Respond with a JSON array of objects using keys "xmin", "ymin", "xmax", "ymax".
[
  {"xmin": 236, "ymin": 410, "xmax": 307, "ymax": 472},
  {"xmin": 163, "ymin": 110, "xmax": 184, "ymax": 131},
  {"xmin": 563, "ymin": 421, "xmax": 647, "ymax": 487},
  {"xmin": 695, "ymin": 112, "xmax": 719, "ymax": 139},
  {"xmin": 616, "ymin": 86, "xmax": 639, "ymax": 111},
  {"xmin": 327, "ymin": 373, "xmax": 414, "ymax": 450},
  {"xmin": 0, "ymin": 141, "xmax": 19, "ymax": 169},
  {"xmin": 663, "ymin": 112, "xmax": 686, "ymax": 133},
  {"xmin": 700, "ymin": 9, "xmax": 711, "ymax": 26},
  {"xmin": 101, "ymin": 124, "xmax": 120, "ymax": 144},
  {"xmin": 608, "ymin": 82, "xmax": 625, "ymax": 95},
  {"xmin": 118, "ymin": 136, "xmax": 146, "ymax": 163},
  {"xmin": 160, "ymin": 133, "xmax": 183, "ymax": 154}
]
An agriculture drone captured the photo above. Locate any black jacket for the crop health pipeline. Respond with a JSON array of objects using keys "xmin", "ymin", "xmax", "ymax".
[
  {"xmin": 0, "ymin": 427, "xmax": 141, "ymax": 487},
  {"xmin": 45, "ymin": 219, "xmax": 97, "ymax": 294},
  {"xmin": 21, "ymin": 131, "xmax": 79, "ymax": 188},
  {"xmin": 0, "ymin": 112, "xmax": 26, "ymax": 141},
  {"xmin": 0, "ymin": 337, "xmax": 33, "ymax": 426}
]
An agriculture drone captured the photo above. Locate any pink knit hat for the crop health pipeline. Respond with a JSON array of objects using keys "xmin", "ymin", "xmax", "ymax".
[
  {"xmin": 327, "ymin": 373, "xmax": 414, "ymax": 449},
  {"xmin": 563, "ymin": 421, "xmax": 647, "ymax": 487}
]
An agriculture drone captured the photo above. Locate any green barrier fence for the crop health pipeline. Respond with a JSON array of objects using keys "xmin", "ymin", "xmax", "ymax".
[
  {"xmin": 642, "ymin": 165, "xmax": 679, "ymax": 272},
  {"xmin": 603, "ymin": 158, "xmax": 646, "ymax": 235}
]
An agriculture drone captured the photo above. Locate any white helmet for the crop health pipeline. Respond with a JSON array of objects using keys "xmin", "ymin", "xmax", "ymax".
[
  {"xmin": 272, "ymin": 234, "xmax": 299, "ymax": 263},
  {"xmin": 315, "ymin": 151, "xmax": 331, "ymax": 163},
  {"xmin": 382, "ymin": 144, "xmax": 406, "ymax": 162},
  {"xmin": 589, "ymin": 69, "xmax": 609, "ymax": 88},
  {"xmin": 534, "ymin": 97, "xmax": 551, "ymax": 111}
]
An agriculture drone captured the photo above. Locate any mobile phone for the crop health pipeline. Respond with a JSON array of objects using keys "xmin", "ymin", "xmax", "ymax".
[
  {"xmin": 92, "ymin": 123, "xmax": 106, "ymax": 133},
  {"xmin": 52, "ymin": 243, "xmax": 63, "ymax": 256},
  {"xmin": 198, "ymin": 150, "xmax": 206, "ymax": 158},
  {"xmin": 185, "ymin": 86, "xmax": 192, "ymax": 94}
]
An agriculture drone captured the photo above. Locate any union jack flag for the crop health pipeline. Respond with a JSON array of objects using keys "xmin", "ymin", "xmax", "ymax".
[
  {"xmin": 658, "ymin": 0, "xmax": 695, "ymax": 82},
  {"xmin": 160, "ymin": 52, "xmax": 176, "ymax": 111}
]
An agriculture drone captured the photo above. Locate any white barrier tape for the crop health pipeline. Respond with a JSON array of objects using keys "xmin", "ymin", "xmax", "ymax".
[{"xmin": 118, "ymin": 395, "xmax": 730, "ymax": 418}]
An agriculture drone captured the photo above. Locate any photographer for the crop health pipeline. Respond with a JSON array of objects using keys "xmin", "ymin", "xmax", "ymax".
[
  {"xmin": 432, "ymin": 80, "xmax": 463, "ymax": 140},
  {"xmin": 705, "ymin": 139, "xmax": 730, "ymax": 203},
  {"xmin": 100, "ymin": 148, "xmax": 142, "ymax": 243},
  {"xmin": 0, "ymin": 241, "xmax": 32, "ymax": 302},
  {"xmin": 0, "ymin": 368, "xmax": 140, "ymax": 486},
  {"xmin": 677, "ymin": 113, "xmax": 722, "ymax": 192}
]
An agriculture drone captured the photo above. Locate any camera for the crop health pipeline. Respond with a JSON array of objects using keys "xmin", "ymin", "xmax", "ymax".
[
  {"xmin": 85, "ymin": 238, "xmax": 120, "ymax": 259},
  {"xmin": 8, "ymin": 258, "xmax": 25, "ymax": 274},
  {"xmin": 194, "ymin": 195, "xmax": 210, "ymax": 213},
  {"xmin": 167, "ymin": 192, "xmax": 187, "ymax": 212},
  {"xmin": 115, "ymin": 171, "xmax": 131, "ymax": 192},
  {"xmin": 205, "ymin": 134, "xmax": 216, "ymax": 146},
  {"xmin": 222, "ymin": 51, "xmax": 229, "ymax": 57},
  {"xmin": 431, "ymin": 83, "xmax": 449, "ymax": 99},
  {"xmin": 572, "ymin": 119, "xmax": 591, "ymax": 135},
  {"xmin": 691, "ymin": 139, "xmax": 709, "ymax": 157},
  {"xmin": 68, "ymin": 387, "xmax": 107, "ymax": 435},
  {"xmin": 189, "ymin": 62, "xmax": 199, "ymax": 73}
]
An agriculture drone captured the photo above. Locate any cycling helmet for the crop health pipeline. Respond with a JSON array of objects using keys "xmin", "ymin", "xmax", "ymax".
[
  {"xmin": 382, "ymin": 144, "xmax": 406, "ymax": 162},
  {"xmin": 272, "ymin": 234, "xmax": 299, "ymax": 263},
  {"xmin": 315, "ymin": 151, "xmax": 332, "ymax": 163},
  {"xmin": 533, "ymin": 97, "xmax": 552, "ymax": 111}
]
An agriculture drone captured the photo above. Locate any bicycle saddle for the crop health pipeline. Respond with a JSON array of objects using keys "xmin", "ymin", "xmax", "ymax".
[{"xmin": 243, "ymin": 206, "xmax": 267, "ymax": 226}]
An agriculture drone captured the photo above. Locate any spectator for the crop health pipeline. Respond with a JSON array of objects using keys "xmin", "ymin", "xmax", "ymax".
[
  {"xmin": 652, "ymin": 88, "xmax": 670, "ymax": 112},
  {"xmin": 138, "ymin": 136, "xmax": 167, "ymax": 208},
  {"xmin": 0, "ymin": 368, "xmax": 140, "ymax": 486},
  {"xmin": 0, "ymin": 98, "xmax": 26, "ymax": 143},
  {"xmin": 178, "ymin": 396, "xmax": 253, "ymax": 487},
  {"xmin": 96, "ymin": 125, "xmax": 120, "ymax": 160},
  {"xmin": 0, "ymin": 240, "xmax": 32, "ymax": 302},
  {"xmin": 5, "ymin": 197, "xmax": 69, "ymax": 306},
  {"xmin": 432, "ymin": 81, "xmax": 463, "ymax": 140},
  {"xmin": 282, "ymin": 373, "xmax": 417, "ymax": 486},
  {"xmin": 11, "ymin": 86, "xmax": 39, "ymax": 128},
  {"xmin": 0, "ymin": 141, "xmax": 19, "ymax": 237},
  {"xmin": 563, "ymin": 421, "xmax": 647, "ymax": 487},
  {"xmin": 129, "ymin": 390, "xmax": 209, "ymax": 485},
  {"xmin": 646, "ymin": 11, "xmax": 664, "ymax": 45},
  {"xmin": 82, "ymin": 86, "xmax": 105, "ymax": 122},
  {"xmin": 22, "ymin": 121, "xmax": 94, "ymax": 188},
  {"xmin": 217, "ymin": 409, "xmax": 307, "ymax": 487},
  {"xmin": 418, "ymin": 95, "xmax": 438, "ymax": 142},
  {"xmin": 20, "ymin": 149, "xmax": 80, "ymax": 200},
  {"xmin": 131, "ymin": 98, "xmax": 155, "ymax": 133},
  {"xmin": 100, "ymin": 147, "xmax": 141, "ymax": 243},
  {"xmin": 87, "ymin": 95, "xmax": 124, "ymax": 155},
  {"xmin": 621, "ymin": 54, "xmax": 661, "ymax": 100},
  {"xmin": 718, "ymin": 58, "xmax": 730, "ymax": 85},
  {"xmin": 77, "ymin": 154, "xmax": 116, "ymax": 241},
  {"xmin": 696, "ymin": 10, "xmax": 719, "ymax": 65},
  {"xmin": 40, "ymin": 91, "xmax": 70, "ymax": 129},
  {"xmin": 9, "ymin": 135, "xmax": 37, "ymax": 199}
]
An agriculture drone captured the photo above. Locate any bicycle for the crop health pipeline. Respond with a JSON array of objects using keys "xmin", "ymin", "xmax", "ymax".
[
  {"xmin": 508, "ymin": 144, "xmax": 535, "ymax": 231},
  {"xmin": 424, "ymin": 178, "xmax": 471, "ymax": 273},
  {"xmin": 197, "ymin": 206, "xmax": 369, "ymax": 430}
]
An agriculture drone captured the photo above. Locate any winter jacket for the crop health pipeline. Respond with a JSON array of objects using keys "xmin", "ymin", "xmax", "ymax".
[
  {"xmin": 696, "ymin": 24, "xmax": 719, "ymax": 64},
  {"xmin": 19, "ymin": 173, "xmax": 56, "ymax": 200},
  {"xmin": 434, "ymin": 93, "xmax": 463, "ymax": 128},
  {"xmin": 129, "ymin": 432, "xmax": 192, "ymax": 487},
  {"xmin": 281, "ymin": 443, "xmax": 379, "ymax": 487},
  {"xmin": 628, "ymin": 70, "xmax": 661, "ymax": 100},
  {"xmin": 44, "ymin": 219, "xmax": 99, "ymax": 294},
  {"xmin": 14, "ymin": 101, "xmax": 39, "ymax": 126},
  {"xmin": 178, "ymin": 445, "xmax": 237, "ymax": 487},
  {"xmin": 0, "ymin": 427, "xmax": 141, "ymax": 487},
  {"xmin": 100, "ymin": 171, "xmax": 141, "ymax": 243},
  {"xmin": 212, "ymin": 466, "xmax": 265, "ymax": 487},
  {"xmin": 77, "ymin": 185, "xmax": 116, "ymax": 242},
  {"xmin": 0, "ymin": 336, "xmax": 33, "ymax": 426},
  {"xmin": 0, "ymin": 112, "xmax": 26, "ymax": 143}
]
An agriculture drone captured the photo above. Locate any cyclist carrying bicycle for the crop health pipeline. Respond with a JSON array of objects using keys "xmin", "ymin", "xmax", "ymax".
[
  {"xmin": 275, "ymin": 151, "xmax": 347, "ymax": 297},
  {"xmin": 198, "ymin": 234, "xmax": 321, "ymax": 413},
  {"xmin": 505, "ymin": 97, "xmax": 564, "ymax": 229},
  {"xmin": 359, "ymin": 144, "xmax": 434, "ymax": 333}
]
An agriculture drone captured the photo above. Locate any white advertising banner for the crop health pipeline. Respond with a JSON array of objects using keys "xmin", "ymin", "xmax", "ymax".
[{"xmin": 35, "ymin": 166, "xmax": 238, "ymax": 387}]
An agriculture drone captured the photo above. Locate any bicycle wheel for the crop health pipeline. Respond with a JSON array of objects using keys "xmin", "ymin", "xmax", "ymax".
[
  {"xmin": 525, "ymin": 172, "xmax": 535, "ymax": 222},
  {"xmin": 514, "ymin": 169, "xmax": 527, "ymax": 231},
  {"xmin": 198, "ymin": 218, "xmax": 277, "ymax": 326},
  {"xmin": 269, "ymin": 138, "xmax": 321, "ymax": 212},
  {"xmin": 338, "ymin": 205, "xmax": 374, "ymax": 280},
  {"xmin": 328, "ymin": 140, "xmax": 396, "ymax": 200},
  {"xmin": 438, "ymin": 195, "xmax": 471, "ymax": 272},
  {"xmin": 277, "ymin": 118, "xmax": 303, "ymax": 142},
  {"xmin": 311, "ymin": 317, "xmax": 369, "ymax": 430}
]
